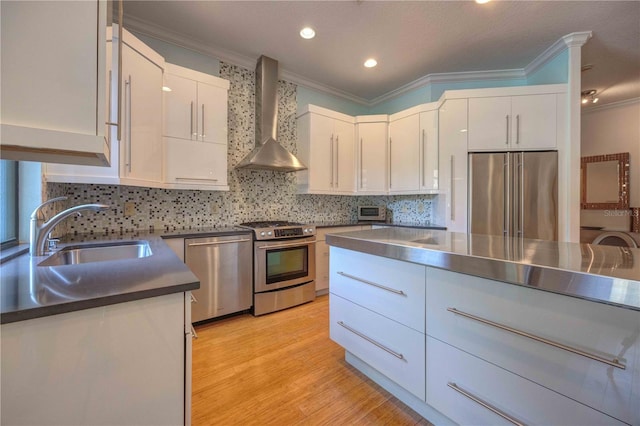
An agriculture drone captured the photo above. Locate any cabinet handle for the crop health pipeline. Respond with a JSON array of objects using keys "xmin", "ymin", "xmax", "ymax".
[
  {"xmin": 505, "ymin": 115, "xmax": 509, "ymax": 145},
  {"xmin": 335, "ymin": 135, "xmax": 340, "ymax": 187},
  {"xmin": 446, "ymin": 307, "xmax": 625, "ymax": 369},
  {"xmin": 175, "ymin": 177, "xmax": 218, "ymax": 182},
  {"xmin": 190, "ymin": 101, "xmax": 194, "ymax": 138},
  {"xmin": 190, "ymin": 294, "xmax": 197, "ymax": 303},
  {"xmin": 125, "ymin": 75, "xmax": 132, "ymax": 173},
  {"xmin": 389, "ymin": 137, "xmax": 393, "ymax": 189},
  {"xmin": 515, "ymin": 114, "xmax": 520, "ymax": 144},
  {"xmin": 330, "ymin": 135, "xmax": 334, "ymax": 187},
  {"xmin": 187, "ymin": 239, "xmax": 251, "ymax": 247},
  {"xmin": 105, "ymin": 70, "xmax": 113, "ymax": 146},
  {"xmin": 360, "ymin": 138, "xmax": 363, "ymax": 189},
  {"xmin": 422, "ymin": 129, "xmax": 426, "ymax": 187},
  {"xmin": 337, "ymin": 321, "xmax": 404, "ymax": 359},
  {"xmin": 116, "ymin": 3, "xmax": 123, "ymax": 142},
  {"xmin": 337, "ymin": 271, "xmax": 405, "ymax": 295},
  {"xmin": 450, "ymin": 155, "xmax": 455, "ymax": 221},
  {"xmin": 190, "ymin": 324, "xmax": 198, "ymax": 339},
  {"xmin": 447, "ymin": 382, "xmax": 524, "ymax": 426},
  {"xmin": 201, "ymin": 104, "xmax": 206, "ymax": 139}
]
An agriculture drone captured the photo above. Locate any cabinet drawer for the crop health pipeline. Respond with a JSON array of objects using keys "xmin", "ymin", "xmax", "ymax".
[
  {"xmin": 426, "ymin": 267, "xmax": 640, "ymax": 425},
  {"xmin": 330, "ymin": 294, "xmax": 425, "ymax": 400},
  {"xmin": 426, "ymin": 337, "xmax": 624, "ymax": 426},
  {"xmin": 330, "ymin": 247, "xmax": 426, "ymax": 332}
]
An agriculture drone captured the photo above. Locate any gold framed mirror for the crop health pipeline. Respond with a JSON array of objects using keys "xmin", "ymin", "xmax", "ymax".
[{"xmin": 581, "ymin": 152, "xmax": 630, "ymax": 210}]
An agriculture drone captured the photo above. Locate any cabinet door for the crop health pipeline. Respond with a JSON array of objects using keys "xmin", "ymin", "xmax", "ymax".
[
  {"xmin": 357, "ymin": 122, "xmax": 388, "ymax": 193},
  {"xmin": 0, "ymin": 0, "xmax": 109, "ymax": 166},
  {"xmin": 165, "ymin": 138, "xmax": 228, "ymax": 188},
  {"xmin": 333, "ymin": 119, "xmax": 356, "ymax": 193},
  {"xmin": 389, "ymin": 114, "xmax": 420, "ymax": 192},
  {"xmin": 468, "ymin": 97, "xmax": 511, "ymax": 151},
  {"xmin": 420, "ymin": 110, "xmax": 438, "ymax": 191},
  {"xmin": 308, "ymin": 114, "xmax": 335, "ymax": 192},
  {"xmin": 511, "ymin": 94, "xmax": 557, "ymax": 150},
  {"xmin": 164, "ymin": 73, "xmax": 197, "ymax": 140},
  {"xmin": 197, "ymin": 82, "xmax": 228, "ymax": 144},
  {"xmin": 438, "ymin": 99, "xmax": 468, "ymax": 233},
  {"xmin": 315, "ymin": 240, "xmax": 330, "ymax": 292},
  {"xmin": 121, "ymin": 44, "xmax": 163, "ymax": 183}
]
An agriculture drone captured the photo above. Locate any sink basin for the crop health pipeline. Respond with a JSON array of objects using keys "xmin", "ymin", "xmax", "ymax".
[{"xmin": 38, "ymin": 241, "xmax": 152, "ymax": 267}]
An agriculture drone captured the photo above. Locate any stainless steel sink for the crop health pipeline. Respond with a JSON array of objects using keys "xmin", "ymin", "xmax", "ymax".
[{"xmin": 38, "ymin": 241, "xmax": 152, "ymax": 267}]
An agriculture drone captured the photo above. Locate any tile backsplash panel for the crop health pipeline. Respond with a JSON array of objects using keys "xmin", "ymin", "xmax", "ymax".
[{"xmin": 46, "ymin": 62, "xmax": 436, "ymax": 235}]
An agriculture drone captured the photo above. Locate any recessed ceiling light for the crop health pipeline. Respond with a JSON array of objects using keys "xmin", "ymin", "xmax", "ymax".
[
  {"xmin": 475, "ymin": 0, "xmax": 490, "ymax": 3},
  {"xmin": 300, "ymin": 27, "xmax": 315, "ymax": 39},
  {"xmin": 364, "ymin": 58, "xmax": 377, "ymax": 68}
]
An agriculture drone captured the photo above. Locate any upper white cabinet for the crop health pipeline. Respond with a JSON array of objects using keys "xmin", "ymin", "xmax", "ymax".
[
  {"xmin": 45, "ymin": 28, "xmax": 165, "ymax": 188},
  {"xmin": 438, "ymin": 98, "xmax": 468, "ymax": 233},
  {"xmin": 356, "ymin": 116, "xmax": 388, "ymax": 194},
  {"xmin": 163, "ymin": 63, "xmax": 228, "ymax": 144},
  {"xmin": 297, "ymin": 105, "xmax": 356, "ymax": 194},
  {"xmin": 163, "ymin": 63, "xmax": 230, "ymax": 190},
  {"xmin": 468, "ymin": 93, "xmax": 558, "ymax": 151},
  {"xmin": 0, "ymin": 0, "xmax": 110, "ymax": 166},
  {"xmin": 389, "ymin": 113, "xmax": 421, "ymax": 193},
  {"xmin": 388, "ymin": 104, "xmax": 439, "ymax": 194}
]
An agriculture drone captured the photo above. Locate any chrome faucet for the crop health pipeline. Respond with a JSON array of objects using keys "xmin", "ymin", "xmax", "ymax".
[{"xmin": 30, "ymin": 196, "xmax": 110, "ymax": 256}]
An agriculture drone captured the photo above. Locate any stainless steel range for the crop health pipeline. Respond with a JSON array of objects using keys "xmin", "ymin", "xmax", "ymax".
[{"xmin": 239, "ymin": 221, "xmax": 316, "ymax": 315}]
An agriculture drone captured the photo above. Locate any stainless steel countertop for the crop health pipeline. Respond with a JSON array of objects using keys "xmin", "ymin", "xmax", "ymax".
[{"xmin": 326, "ymin": 228, "xmax": 640, "ymax": 311}]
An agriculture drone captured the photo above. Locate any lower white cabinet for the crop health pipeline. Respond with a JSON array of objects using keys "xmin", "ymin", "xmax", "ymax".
[
  {"xmin": 330, "ymin": 294, "xmax": 425, "ymax": 400},
  {"xmin": 315, "ymin": 226, "xmax": 369, "ymax": 292},
  {"xmin": 426, "ymin": 336, "xmax": 624, "ymax": 426},
  {"xmin": 1, "ymin": 293, "xmax": 191, "ymax": 426}
]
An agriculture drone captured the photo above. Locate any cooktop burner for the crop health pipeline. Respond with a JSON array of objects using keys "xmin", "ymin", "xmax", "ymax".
[{"xmin": 238, "ymin": 221, "xmax": 315, "ymax": 240}]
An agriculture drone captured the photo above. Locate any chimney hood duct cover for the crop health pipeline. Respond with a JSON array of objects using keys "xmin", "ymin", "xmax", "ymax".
[{"xmin": 236, "ymin": 55, "xmax": 307, "ymax": 172}]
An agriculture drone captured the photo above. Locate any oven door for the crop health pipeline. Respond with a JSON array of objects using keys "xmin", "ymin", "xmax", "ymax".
[{"xmin": 254, "ymin": 237, "xmax": 316, "ymax": 293}]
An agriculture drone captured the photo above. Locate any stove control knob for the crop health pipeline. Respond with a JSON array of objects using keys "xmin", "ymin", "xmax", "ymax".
[{"xmin": 260, "ymin": 232, "xmax": 266, "ymax": 237}]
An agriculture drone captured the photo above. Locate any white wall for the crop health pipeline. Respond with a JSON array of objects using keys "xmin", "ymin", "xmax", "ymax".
[{"xmin": 581, "ymin": 98, "xmax": 640, "ymax": 231}]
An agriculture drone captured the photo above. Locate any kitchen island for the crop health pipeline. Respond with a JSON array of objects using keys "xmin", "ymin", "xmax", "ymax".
[{"xmin": 326, "ymin": 227, "xmax": 640, "ymax": 426}]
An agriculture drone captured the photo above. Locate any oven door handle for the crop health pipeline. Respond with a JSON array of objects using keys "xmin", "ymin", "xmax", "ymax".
[{"xmin": 257, "ymin": 240, "xmax": 316, "ymax": 250}]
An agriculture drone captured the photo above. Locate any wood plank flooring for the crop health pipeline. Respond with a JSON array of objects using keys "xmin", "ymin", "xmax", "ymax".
[{"xmin": 192, "ymin": 295, "xmax": 433, "ymax": 425}]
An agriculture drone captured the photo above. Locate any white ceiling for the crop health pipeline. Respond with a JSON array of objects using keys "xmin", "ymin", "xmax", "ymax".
[{"xmin": 123, "ymin": 1, "xmax": 640, "ymax": 108}]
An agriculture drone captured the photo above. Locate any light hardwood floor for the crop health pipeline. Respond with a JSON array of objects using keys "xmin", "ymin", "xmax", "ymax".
[{"xmin": 192, "ymin": 295, "xmax": 433, "ymax": 425}]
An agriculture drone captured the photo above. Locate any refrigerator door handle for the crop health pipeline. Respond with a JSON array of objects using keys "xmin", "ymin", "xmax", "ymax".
[
  {"xmin": 519, "ymin": 153, "xmax": 525, "ymax": 236},
  {"xmin": 504, "ymin": 153, "xmax": 510, "ymax": 236}
]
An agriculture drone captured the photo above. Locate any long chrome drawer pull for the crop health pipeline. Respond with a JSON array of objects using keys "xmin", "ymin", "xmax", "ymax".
[
  {"xmin": 175, "ymin": 177, "xmax": 219, "ymax": 182},
  {"xmin": 447, "ymin": 382, "xmax": 524, "ymax": 426},
  {"xmin": 337, "ymin": 321, "xmax": 404, "ymax": 360},
  {"xmin": 447, "ymin": 307, "xmax": 625, "ymax": 370},
  {"xmin": 187, "ymin": 239, "xmax": 251, "ymax": 247},
  {"xmin": 337, "ymin": 271, "xmax": 405, "ymax": 295}
]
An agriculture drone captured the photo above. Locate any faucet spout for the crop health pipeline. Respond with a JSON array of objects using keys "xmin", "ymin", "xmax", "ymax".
[{"xmin": 30, "ymin": 200, "xmax": 110, "ymax": 256}]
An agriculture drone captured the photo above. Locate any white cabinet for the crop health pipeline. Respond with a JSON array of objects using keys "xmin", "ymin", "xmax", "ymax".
[
  {"xmin": 388, "ymin": 105, "xmax": 439, "ymax": 194},
  {"xmin": 1, "ymin": 293, "xmax": 190, "ymax": 425},
  {"xmin": 315, "ymin": 226, "xmax": 369, "ymax": 292},
  {"xmin": 356, "ymin": 116, "xmax": 388, "ymax": 194},
  {"xmin": 163, "ymin": 63, "xmax": 228, "ymax": 144},
  {"xmin": 163, "ymin": 63, "xmax": 230, "ymax": 190},
  {"xmin": 44, "ymin": 28, "xmax": 165, "ymax": 188},
  {"xmin": 426, "ymin": 267, "xmax": 640, "ymax": 425},
  {"xmin": 297, "ymin": 105, "xmax": 356, "ymax": 194},
  {"xmin": 468, "ymin": 94, "xmax": 558, "ymax": 151},
  {"xmin": 438, "ymin": 98, "xmax": 468, "ymax": 232},
  {"xmin": 0, "ymin": 0, "xmax": 110, "ymax": 166}
]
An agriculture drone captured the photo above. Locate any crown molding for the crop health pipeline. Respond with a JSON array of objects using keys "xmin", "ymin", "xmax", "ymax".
[
  {"xmin": 581, "ymin": 96, "xmax": 640, "ymax": 114},
  {"xmin": 124, "ymin": 14, "xmax": 575, "ymax": 107}
]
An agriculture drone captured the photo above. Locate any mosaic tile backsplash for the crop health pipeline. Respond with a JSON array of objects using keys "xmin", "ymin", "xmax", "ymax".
[{"xmin": 46, "ymin": 62, "xmax": 437, "ymax": 236}]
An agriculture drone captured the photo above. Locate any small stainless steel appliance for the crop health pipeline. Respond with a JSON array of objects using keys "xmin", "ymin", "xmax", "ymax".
[
  {"xmin": 358, "ymin": 205, "xmax": 386, "ymax": 221},
  {"xmin": 239, "ymin": 221, "xmax": 316, "ymax": 315}
]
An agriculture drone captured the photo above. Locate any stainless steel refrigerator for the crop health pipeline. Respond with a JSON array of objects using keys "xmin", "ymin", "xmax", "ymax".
[{"xmin": 468, "ymin": 151, "xmax": 557, "ymax": 241}]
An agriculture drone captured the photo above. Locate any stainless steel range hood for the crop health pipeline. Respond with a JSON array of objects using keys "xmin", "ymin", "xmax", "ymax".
[{"xmin": 236, "ymin": 55, "xmax": 307, "ymax": 172}]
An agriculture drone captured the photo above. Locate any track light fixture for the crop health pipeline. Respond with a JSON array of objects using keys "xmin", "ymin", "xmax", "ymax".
[{"xmin": 581, "ymin": 89, "xmax": 599, "ymax": 105}]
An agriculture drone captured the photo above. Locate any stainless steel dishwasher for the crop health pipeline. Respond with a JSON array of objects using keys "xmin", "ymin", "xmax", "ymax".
[{"xmin": 185, "ymin": 234, "xmax": 253, "ymax": 322}]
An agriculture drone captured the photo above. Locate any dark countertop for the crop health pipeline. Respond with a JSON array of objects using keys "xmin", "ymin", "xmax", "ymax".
[{"xmin": 327, "ymin": 228, "xmax": 640, "ymax": 311}]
